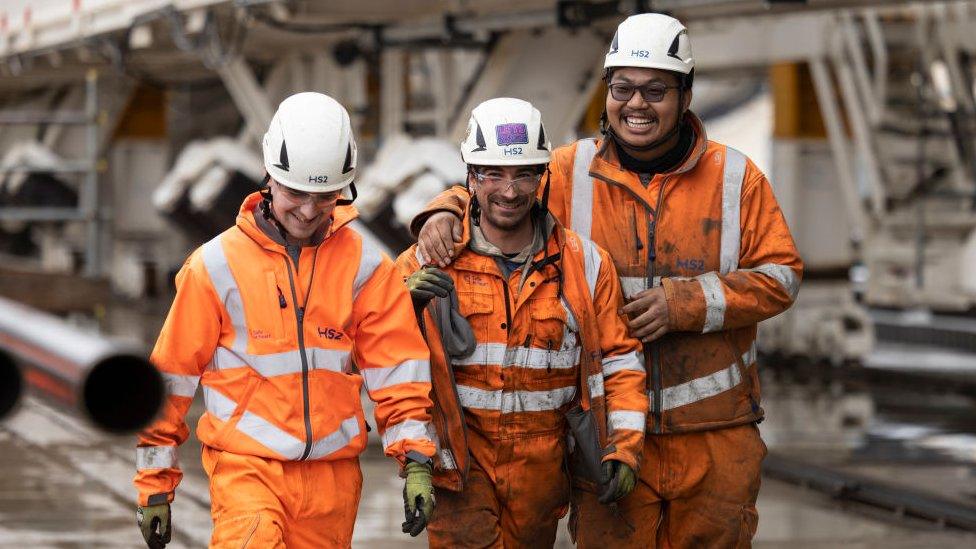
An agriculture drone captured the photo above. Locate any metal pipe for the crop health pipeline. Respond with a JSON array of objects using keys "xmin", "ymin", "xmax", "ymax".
[
  {"xmin": 0, "ymin": 296, "xmax": 164, "ymax": 434},
  {"xmin": 0, "ymin": 348, "xmax": 22, "ymax": 420}
]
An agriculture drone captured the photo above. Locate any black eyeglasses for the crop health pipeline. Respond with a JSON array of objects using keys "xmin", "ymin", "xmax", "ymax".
[{"xmin": 608, "ymin": 82, "xmax": 681, "ymax": 103}]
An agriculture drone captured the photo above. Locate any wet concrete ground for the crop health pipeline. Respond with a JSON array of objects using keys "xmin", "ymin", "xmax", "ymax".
[
  {"xmin": 0, "ymin": 303, "xmax": 972, "ymax": 546},
  {"xmin": 0, "ymin": 393, "xmax": 973, "ymax": 548}
]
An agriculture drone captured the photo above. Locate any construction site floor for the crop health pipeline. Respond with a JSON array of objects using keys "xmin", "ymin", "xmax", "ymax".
[{"xmin": 0, "ymin": 395, "xmax": 973, "ymax": 548}]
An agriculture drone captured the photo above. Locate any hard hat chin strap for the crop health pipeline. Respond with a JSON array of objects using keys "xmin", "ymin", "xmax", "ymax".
[
  {"xmin": 259, "ymin": 174, "xmax": 292, "ymax": 243},
  {"xmin": 336, "ymin": 183, "xmax": 357, "ymax": 206}
]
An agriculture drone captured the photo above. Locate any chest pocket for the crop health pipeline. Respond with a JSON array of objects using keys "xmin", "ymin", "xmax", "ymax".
[
  {"xmin": 454, "ymin": 290, "xmax": 494, "ymax": 385},
  {"xmin": 521, "ymin": 298, "xmax": 580, "ymax": 384},
  {"xmin": 253, "ymin": 270, "xmax": 287, "ymax": 344}
]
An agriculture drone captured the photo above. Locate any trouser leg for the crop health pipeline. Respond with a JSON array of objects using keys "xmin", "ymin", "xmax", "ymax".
[
  {"xmin": 427, "ymin": 462, "xmax": 503, "ymax": 548},
  {"xmin": 497, "ymin": 432, "xmax": 569, "ymax": 549},
  {"xmin": 660, "ymin": 424, "xmax": 766, "ymax": 549},
  {"xmin": 284, "ymin": 457, "xmax": 363, "ymax": 549},
  {"xmin": 203, "ymin": 446, "xmax": 287, "ymax": 549},
  {"xmin": 570, "ymin": 435, "xmax": 663, "ymax": 549}
]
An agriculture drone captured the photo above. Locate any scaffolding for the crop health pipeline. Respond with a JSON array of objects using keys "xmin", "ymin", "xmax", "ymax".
[{"xmin": 0, "ymin": 69, "xmax": 102, "ymax": 277}]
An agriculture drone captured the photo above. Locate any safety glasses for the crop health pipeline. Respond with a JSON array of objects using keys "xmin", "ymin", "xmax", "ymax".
[
  {"xmin": 608, "ymin": 82, "xmax": 681, "ymax": 103},
  {"xmin": 278, "ymin": 184, "xmax": 343, "ymax": 206},
  {"xmin": 471, "ymin": 171, "xmax": 542, "ymax": 194}
]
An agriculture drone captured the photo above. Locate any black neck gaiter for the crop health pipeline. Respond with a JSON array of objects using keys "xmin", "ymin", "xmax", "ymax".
[{"xmin": 614, "ymin": 122, "xmax": 694, "ymax": 184}]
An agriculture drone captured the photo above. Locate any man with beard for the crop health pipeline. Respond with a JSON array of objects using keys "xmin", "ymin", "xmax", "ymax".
[
  {"xmin": 411, "ymin": 14, "xmax": 803, "ymax": 548},
  {"xmin": 397, "ymin": 97, "xmax": 647, "ymax": 547}
]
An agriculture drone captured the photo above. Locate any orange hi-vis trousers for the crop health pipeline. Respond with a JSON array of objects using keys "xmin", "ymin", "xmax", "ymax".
[
  {"xmin": 203, "ymin": 445, "xmax": 363, "ymax": 548},
  {"xmin": 570, "ymin": 423, "xmax": 767, "ymax": 549}
]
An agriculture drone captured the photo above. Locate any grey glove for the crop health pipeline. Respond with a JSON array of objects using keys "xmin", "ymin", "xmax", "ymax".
[
  {"xmin": 136, "ymin": 503, "xmax": 171, "ymax": 548},
  {"xmin": 406, "ymin": 267, "xmax": 454, "ymax": 310}
]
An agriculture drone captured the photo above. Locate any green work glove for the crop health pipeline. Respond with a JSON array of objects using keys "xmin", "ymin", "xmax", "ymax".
[
  {"xmin": 406, "ymin": 267, "xmax": 454, "ymax": 311},
  {"xmin": 401, "ymin": 460, "xmax": 435, "ymax": 536},
  {"xmin": 136, "ymin": 503, "xmax": 171, "ymax": 548},
  {"xmin": 599, "ymin": 460, "xmax": 637, "ymax": 504}
]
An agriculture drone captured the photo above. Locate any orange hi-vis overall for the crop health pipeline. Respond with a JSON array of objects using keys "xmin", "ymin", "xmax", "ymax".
[
  {"xmin": 414, "ymin": 113, "xmax": 802, "ymax": 547},
  {"xmin": 136, "ymin": 192, "xmax": 435, "ymax": 548},
  {"xmin": 397, "ymin": 209, "xmax": 647, "ymax": 548}
]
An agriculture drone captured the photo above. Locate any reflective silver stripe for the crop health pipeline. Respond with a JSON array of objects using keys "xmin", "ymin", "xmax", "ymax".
[
  {"xmin": 136, "ymin": 446, "xmax": 179, "ymax": 470},
  {"xmin": 587, "ymin": 372, "xmax": 604, "ymax": 398},
  {"xmin": 742, "ymin": 340, "xmax": 758, "ymax": 365},
  {"xmin": 720, "ymin": 147, "xmax": 747, "ymax": 275},
  {"xmin": 453, "ymin": 343, "xmax": 506, "ymax": 366},
  {"xmin": 508, "ymin": 346, "xmax": 580, "ymax": 370},
  {"xmin": 308, "ymin": 416, "xmax": 361, "ymax": 460},
  {"xmin": 602, "ymin": 351, "xmax": 645, "ymax": 377},
  {"xmin": 161, "ymin": 372, "xmax": 199, "ymax": 398},
  {"xmin": 743, "ymin": 263, "xmax": 800, "ymax": 300},
  {"xmin": 205, "ymin": 386, "xmax": 360, "ymax": 459},
  {"xmin": 362, "ymin": 359, "xmax": 431, "ymax": 391},
  {"xmin": 201, "ymin": 235, "xmax": 247, "ymax": 353},
  {"xmin": 619, "ymin": 276, "xmax": 662, "ymax": 300},
  {"xmin": 353, "ymin": 242, "xmax": 386, "ymax": 301},
  {"xmin": 571, "ymin": 139, "xmax": 598, "ymax": 239},
  {"xmin": 453, "ymin": 342, "xmax": 580, "ymax": 370},
  {"xmin": 654, "ymin": 343, "xmax": 756, "ymax": 412},
  {"xmin": 381, "ymin": 418, "xmax": 432, "ymax": 450},
  {"xmin": 456, "ymin": 385, "xmax": 577, "ymax": 412},
  {"xmin": 203, "ymin": 386, "xmax": 237, "ymax": 421},
  {"xmin": 439, "ymin": 448, "xmax": 457, "ymax": 470},
  {"xmin": 608, "ymin": 410, "xmax": 646, "ymax": 432},
  {"xmin": 212, "ymin": 346, "xmax": 350, "ymax": 377},
  {"xmin": 236, "ymin": 410, "xmax": 308, "ymax": 458},
  {"xmin": 698, "ymin": 272, "xmax": 726, "ymax": 333},
  {"xmin": 578, "ymin": 236, "xmax": 602, "ymax": 298}
]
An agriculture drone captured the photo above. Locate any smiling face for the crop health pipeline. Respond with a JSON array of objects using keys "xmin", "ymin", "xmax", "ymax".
[
  {"xmin": 268, "ymin": 178, "xmax": 340, "ymax": 241},
  {"xmin": 605, "ymin": 67, "xmax": 692, "ymax": 158},
  {"xmin": 469, "ymin": 164, "xmax": 543, "ymax": 232}
]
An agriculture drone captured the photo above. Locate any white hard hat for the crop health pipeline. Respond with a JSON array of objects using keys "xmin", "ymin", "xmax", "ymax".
[
  {"xmin": 262, "ymin": 92, "xmax": 357, "ymax": 193},
  {"xmin": 460, "ymin": 97, "xmax": 551, "ymax": 167},
  {"xmin": 604, "ymin": 13, "xmax": 694, "ymax": 78}
]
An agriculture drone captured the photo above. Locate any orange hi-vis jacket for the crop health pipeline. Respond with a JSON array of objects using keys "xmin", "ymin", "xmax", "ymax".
[
  {"xmin": 135, "ymin": 192, "xmax": 436, "ymax": 507},
  {"xmin": 415, "ymin": 113, "xmax": 802, "ymax": 435},
  {"xmin": 397, "ymin": 209, "xmax": 648, "ymax": 492}
]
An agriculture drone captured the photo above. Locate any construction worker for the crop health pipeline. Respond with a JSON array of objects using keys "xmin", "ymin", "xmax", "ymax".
[
  {"xmin": 411, "ymin": 14, "xmax": 803, "ymax": 548},
  {"xmin": 134, "ymin": 92, "xmax": 436, "ymax": 548},
  {"xmin": 397, "ymin": 97, "xmax": 648, "ymax": 548}
]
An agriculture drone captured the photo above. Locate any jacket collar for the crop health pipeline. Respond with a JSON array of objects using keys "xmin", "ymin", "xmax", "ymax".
[
  {"xmin": 235, "ymin": 192, "xmax": 360, "ymax": 252},
  {"xmin": 586, "ymin": 111, "xmax": 708, "ymax": 209}
]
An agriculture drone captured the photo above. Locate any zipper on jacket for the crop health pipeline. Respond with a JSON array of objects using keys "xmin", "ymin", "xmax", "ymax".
[
  {"xmin": 648, "ymin": 178, "xmax": 669, "ymax": 434},
  {"xmin": 277, "ymin": 285, "xmax": 287, "ymax": 308},
  {"xmin": 501, "ymin": 281, "xmax": 512, "ymax": 334},
  {"xmin": 631, "ymin": 206, "xmax": 644, "ymax": 252},
  {"xmin": 283, "ymin": 247, "xmax": 320, "ymax": 461}
]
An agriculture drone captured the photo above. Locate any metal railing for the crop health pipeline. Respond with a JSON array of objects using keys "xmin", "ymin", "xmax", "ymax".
[{"xmin": 0, "ymin": 69, "xmax": 102, "ymax": 276}]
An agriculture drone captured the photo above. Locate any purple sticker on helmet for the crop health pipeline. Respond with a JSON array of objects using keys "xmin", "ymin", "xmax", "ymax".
[{"xmin": 495, "ymin": 123, "xmax": 528, "ymax": 146}]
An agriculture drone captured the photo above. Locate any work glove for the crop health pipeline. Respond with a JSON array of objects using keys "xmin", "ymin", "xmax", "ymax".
[
  {"xmin": 406, "ymin": 267, "xmax": 454, "ymax": 311},
  {"xmin": 599, "ymin": 460, "xmax": 637, "ymax": 504},
  {"xmin": 401, "ymin": 460, "xmax": 435, "ymax": 536},
  {"xmin": 136, "ymin": 503, "xmax": 171, "ymax": 548}
]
